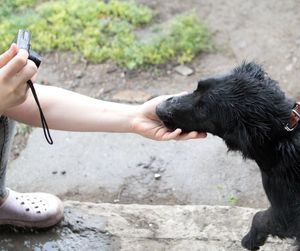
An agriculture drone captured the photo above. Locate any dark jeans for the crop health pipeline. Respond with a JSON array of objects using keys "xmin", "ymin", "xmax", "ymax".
[{"xmin": 0, "ymin": 116, "xmax": 16, "ymax": 198}]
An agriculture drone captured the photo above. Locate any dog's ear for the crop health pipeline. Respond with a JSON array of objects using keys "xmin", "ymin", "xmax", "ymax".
[{"xmin": 197, "ymin": 78, "xmax": 214, "ymax": 93}]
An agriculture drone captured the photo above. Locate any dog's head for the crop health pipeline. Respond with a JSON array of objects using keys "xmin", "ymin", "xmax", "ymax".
[{"xmin": 157, "ymin": 62, "xmax": 293, "ymax": 152}]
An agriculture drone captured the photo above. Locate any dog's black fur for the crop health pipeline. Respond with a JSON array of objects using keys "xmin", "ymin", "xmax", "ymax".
[{"xmin": 156, "ymin": 62, "xmax": 300, "ymax": 250}]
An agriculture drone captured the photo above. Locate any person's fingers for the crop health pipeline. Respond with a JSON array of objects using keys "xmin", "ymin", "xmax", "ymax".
[
  {"xmin": 15, "ymin": 59, "xmax": 38, "ymax": 84},
  {"xmin": 178, "ymin": 131, "xmax": 198, "ymax": 140},
  {"xmin": 161, "ymin": 128, "xmax": 182, "ymax": 140},
  {"xmin": 196, "ymin": 132, "xmax": 207, "ymax": 138},
  {"xmin": 2, "ymin": 49, "xmax": 29, "ymax": 77},
  {"xmin": 154, "ymin": 127, "xmax": 168, "ymax": 139},
  {"xmin": 176, "ymin": 131, "xmax": 207, "ymax": 140},
  {"xmin": 31, "ymin": 72, "xmax": 38, "ymax": 83},
  {"xmin": 0, "ymin": 44, "xmax": 18, "ymax": 68}
]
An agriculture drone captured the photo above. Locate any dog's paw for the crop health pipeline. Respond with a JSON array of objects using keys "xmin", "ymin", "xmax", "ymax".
[{"xmin": 242, "ymin": 233, "xmax": 260, "ymax": 251}]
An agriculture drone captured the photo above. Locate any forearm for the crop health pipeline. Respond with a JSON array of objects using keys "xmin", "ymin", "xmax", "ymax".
[{"xmin": 4, "ymin": 84, "xmax": 139, "ymax": 133}]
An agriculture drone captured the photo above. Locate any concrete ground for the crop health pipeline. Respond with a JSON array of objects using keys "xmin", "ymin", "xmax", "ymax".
[
  {"xmin": 7, "ymin": 128, "xmax": 268, "ymax": 208},
  {"xmin": 1, "ymin": 128, "xmax": 292, "ymax": 251},
  {"xmin": 0, "ymin": 202, "xmax": 294, "ymax": 251}
]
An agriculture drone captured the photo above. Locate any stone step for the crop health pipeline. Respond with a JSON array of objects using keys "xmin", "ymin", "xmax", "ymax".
[{"xmin": 0, "ymin": 202, "xmax": 294, "ymax": 251}]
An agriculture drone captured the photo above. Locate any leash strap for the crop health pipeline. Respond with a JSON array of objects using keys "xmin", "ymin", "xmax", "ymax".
[{"xmin": 27, "ymin": 80, "xmax": 53, "ymax": 144}]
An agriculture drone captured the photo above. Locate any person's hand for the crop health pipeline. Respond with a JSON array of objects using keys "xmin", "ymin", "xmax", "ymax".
[
  {"xmin": 0, "ymin": 44, "xmax": 37, "ymax": 114},
  {"xmin": 131, "ymin": 93, "xmax": 207, "ymax": 141}
]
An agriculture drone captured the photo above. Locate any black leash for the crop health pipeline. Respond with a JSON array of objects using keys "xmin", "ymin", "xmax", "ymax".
[{"xmin": 27, "ymin": 80, "xmax": 53, "ymax": 144}]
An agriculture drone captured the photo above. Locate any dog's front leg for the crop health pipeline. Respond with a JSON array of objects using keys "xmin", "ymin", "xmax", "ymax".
[{"xmin": 242, "ymin": 208, "xmax": 272, "ymax": 250}]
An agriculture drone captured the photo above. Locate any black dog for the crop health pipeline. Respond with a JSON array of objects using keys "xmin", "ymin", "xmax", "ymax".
[{"xmin": 156, "ymin": 62, "xmax": 300, "ymax": 250}]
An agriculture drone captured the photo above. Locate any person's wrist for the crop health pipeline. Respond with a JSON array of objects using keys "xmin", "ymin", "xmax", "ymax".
[{"xmin": 128, "ymin": 104, "xmax": 143, "ymax": 134}]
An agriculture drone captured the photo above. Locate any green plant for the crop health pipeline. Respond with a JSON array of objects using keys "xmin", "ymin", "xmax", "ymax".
[
  {"xmin": 228, "ymin": 195, "xmax": 238, "ymax": 206},
  {"xmin": 0, "ymin": 0, "xmax": 38, "ymax": 18},
  {"xmin": 0, "ymin": 0, "xmax": 213, "ymax": 69},
  {"xmin": 17, "ymin": 123, "xmax": 32, "ymax": 136}
]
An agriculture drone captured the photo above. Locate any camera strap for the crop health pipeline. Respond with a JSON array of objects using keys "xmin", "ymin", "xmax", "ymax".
[{"xmin": 27, "ymin": 80, "xmax": 53, "ymax": 144}]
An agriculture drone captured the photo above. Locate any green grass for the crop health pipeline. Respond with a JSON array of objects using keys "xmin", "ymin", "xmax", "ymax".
[{"xmin": 0, "ymin": 0, "xmax": 213, "ymax": 69}]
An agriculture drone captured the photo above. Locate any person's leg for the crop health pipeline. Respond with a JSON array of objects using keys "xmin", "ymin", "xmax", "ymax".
[
  {"xmin": 0, "ymin": 116, "xmax": 16, "ymax": 200},
  {"xmin": 0, "ymin": 116, "xmax": 64, "ymax": 228}
]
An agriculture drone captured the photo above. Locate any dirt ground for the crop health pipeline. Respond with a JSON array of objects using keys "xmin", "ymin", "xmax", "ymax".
[
  {"xmin": 10, "ymin": 0, "xmax": 300, "ymax": 206},
  {"xmin": 35, "ymin": 0, "xmax": 300, "ymax": 98}
]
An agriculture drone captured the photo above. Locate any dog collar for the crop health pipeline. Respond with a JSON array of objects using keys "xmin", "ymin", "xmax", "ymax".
[{"xmin": 285, "ymin": 102, "xmax": 300, "ymax": 132}]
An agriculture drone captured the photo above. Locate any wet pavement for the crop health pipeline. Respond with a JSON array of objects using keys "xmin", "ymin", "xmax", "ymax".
[
  {"xmin": 0, "ymin": 204, "xmax": 120, "ymax": 251},
  {"xmin": 0, "ymin": 202, "xmax": 294, "ymax": 251}
]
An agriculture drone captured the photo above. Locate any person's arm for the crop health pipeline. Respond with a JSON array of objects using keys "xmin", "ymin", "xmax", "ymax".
[
  {"xmin": 4, "ymin": 84, "xmax": 206, "ymax": 141},
  {"xmin": 5, "ymin": 84, "xmax": 139, "ymax": 132}
]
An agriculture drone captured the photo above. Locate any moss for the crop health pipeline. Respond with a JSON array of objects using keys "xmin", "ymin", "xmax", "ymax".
[
  {"xmin": 228, "ymin": 195, "xmax": 238, "ymax": 206},
  {"xmin": 0, "ymin": 0, "xmax": 213, "ymax": 69}
]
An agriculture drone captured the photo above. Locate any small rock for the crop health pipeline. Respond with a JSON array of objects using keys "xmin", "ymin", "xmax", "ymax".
[
  {"xmin": 41, "ymin": 79, "xmax": 49, "ymax": 85},
  {"xmin": 137, "ymin": 162, "xmax": 150, "ymax": 169},
  {"xmin": 61, "ymin": 171, "xmax": 66, "ymax": 175},
  {"xmin": 154, "ymin": 173, "xmax": 161, "ymax": 180},
  {"xmin": 292, "ymin": 57, "xmax": 298, "ymax": 63},
  {"xmin": 93, "ymin": 88, "xmax": 104, "ymax": 98},
  {"xmin": 174, "ymin": 65, "xmax": 194, "ymax": 76},
  {"xmin": 285, "ymin": 64, "xmax": 293, "ymax": 72},
  {"xmin": 238, "ymin": 41, "xmax": 247, "ymax": 49},
  {"xmin": 74, "ymin": 70, "xmax": 84, "ymax": 79},
  {"xmin": 106, "ymin": 67, "xmax": 118, "ymax": 74},
  {"xmin": 52, "ymin": 171, "xmax": 58, "ymax": 175}
]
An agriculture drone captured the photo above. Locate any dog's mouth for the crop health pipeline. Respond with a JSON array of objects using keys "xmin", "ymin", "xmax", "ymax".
[
  {"xmin": 157, "ymin": 108, "xmax": 194, "ymax": 133},
  {"xmin": 156, "ymin": 97, "xmax": 203, "ymax": 133},
  {"xmin": 157, "ymin": 112, "xmax": 177, "ymax": 131},
  {"xmin": 156, "ymin": 103, "xmax": 178, "ymax": 131},
  {"xmin": 161, "ymin": 118, "xmax": 177, "ymax": 131}
]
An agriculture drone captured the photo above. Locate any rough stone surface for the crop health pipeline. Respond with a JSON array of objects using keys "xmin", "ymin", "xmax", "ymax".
[{"xmin": 0, "ymin": 202, "xmax": 295, "ymax": 250}]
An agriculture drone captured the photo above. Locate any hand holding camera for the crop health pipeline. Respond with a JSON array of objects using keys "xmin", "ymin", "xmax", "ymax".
[
  {"xmin": 13, "ymin": 30, "xmax": 42, "ymax": 68},
  {"xmin": 0, "ymin": 46, "xmax": 35, "ymax": 116},
  {"xmin": 12, "ymin": 29, "xmax": 53, "ymax": 144}
]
